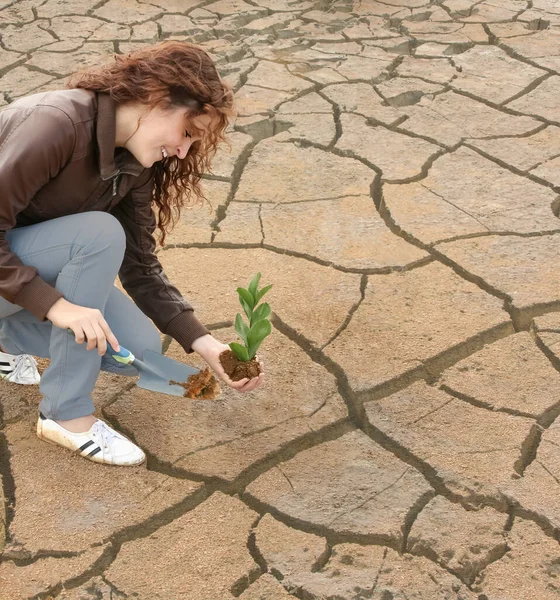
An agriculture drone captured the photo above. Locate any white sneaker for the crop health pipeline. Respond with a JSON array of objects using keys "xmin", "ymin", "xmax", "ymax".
[
  {"xmin": 37, "ymin": 414, "xmax": 146, "ymax": 466},
  {"xmin": 0, "ymin": 351, "xmax": 40, "ymax": 384}
]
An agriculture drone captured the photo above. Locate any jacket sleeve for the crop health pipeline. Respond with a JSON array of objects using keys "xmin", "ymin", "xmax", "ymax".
[
  {"xmin": 111, "ymin": 170, "xmax": 210, "ymax": 353},
  {"xmin": 0, "ymin": 105, "xmax": 75, "ymax": 319}
]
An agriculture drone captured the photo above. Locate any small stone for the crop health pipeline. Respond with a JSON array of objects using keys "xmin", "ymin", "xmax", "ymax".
[
  {"xmin": 259, "ymin": 196, "xmax": 427, "ymax": 269},
  {"xmin": 0, "ymin": 546, "xmax": 106, "ymax": 599},
  {"xmin": 246, "ymin": 430, "xmax": 433, "ymax": 544},
  {"xmin": 438, "ymin": 235, "xmax": 560, "ymax": 313},
  {"xmin": 254, "ymin": 513, "xmax": 326, "ymax": 576},
  {"xmin": 238, "ymin": 574, "xmax": 293, "ymax": 599},
  {"xmin": 284, "ymin": 543, "xmax": 475, "ymax": 599},
  {"xmin": 337, "ymin": 113, "xmax": 441, "ymax": 181},
  {"xmin": 105, "ymin": 493, "xmax": 259, "ymax": 600},
  {"xmin": 324, "ymin": 262, "xmax": 510, "ymax": 393},
  {"xmin": 408, "ymin": 496, "xmax": 508, "ymax": 584},
  {"xmin": 235, "ymin": 140, "xmax": 373, "ymax": 204},
  {"xmin": 365, "ymin": 382, "xmax": 535, "ymax": 503},
  {"xmin": 451, "ymin": 45, "xmax": 547, "ymax": 103},
  {"xmin": 5, "ymin": 421, "xmax": 203, "ymax": 553},
  {"xmin": 508, "ymin": 76, "xmax": 560, "ymax": 122},
  {"xmin": 475, "ymin": 519, "xmax": 560, "ymax": 599},
  {"xmin": 441, "ymin": 332, "xmax": 560, "ymax": 417}
]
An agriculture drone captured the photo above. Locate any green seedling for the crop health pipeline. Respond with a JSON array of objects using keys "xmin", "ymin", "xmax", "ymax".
[{"xmin": 229, "ymin": 273, "xmax": 272, "ymax": 362}]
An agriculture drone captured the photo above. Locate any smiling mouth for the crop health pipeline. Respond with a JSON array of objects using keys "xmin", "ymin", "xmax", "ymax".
[{"xmin": 161, "ymin": 147, "xmax": 168, "ymax": 159}]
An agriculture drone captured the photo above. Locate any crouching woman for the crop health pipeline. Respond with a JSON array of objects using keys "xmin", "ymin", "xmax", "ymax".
[{"xmin": 0, "ymin": 41, "xmax": 263, "ymax": 466}]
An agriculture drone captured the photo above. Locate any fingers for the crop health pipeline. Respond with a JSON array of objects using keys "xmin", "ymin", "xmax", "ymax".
[{"xmin": 100, "ymin": 318, "xmax": 119, "ymax": 352}]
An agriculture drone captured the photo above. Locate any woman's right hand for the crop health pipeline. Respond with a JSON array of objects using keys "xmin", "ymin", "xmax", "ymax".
[{"xmin": 46, "ymin": 298, "xmax": 119, "ymax": 356}]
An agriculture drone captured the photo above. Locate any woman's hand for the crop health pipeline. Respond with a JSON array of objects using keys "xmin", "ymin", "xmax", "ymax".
[
  {"xmin": 46, "ymin": 298, "xmax": 119, "ymax": 356},
  {"xmin": 191, "ymin": 334, "xmax": 264, "ymax": 392}
]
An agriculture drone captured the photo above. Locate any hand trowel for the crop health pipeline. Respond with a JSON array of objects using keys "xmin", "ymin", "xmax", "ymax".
[{"xmin": 68, "ymin": 329, "xmax": 198, "ymax": 397}]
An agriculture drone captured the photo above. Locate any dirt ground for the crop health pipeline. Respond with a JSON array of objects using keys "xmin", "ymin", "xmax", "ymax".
[{"xmin": 1, "ymin": 0, "xmax": 560, "ymax": 598}]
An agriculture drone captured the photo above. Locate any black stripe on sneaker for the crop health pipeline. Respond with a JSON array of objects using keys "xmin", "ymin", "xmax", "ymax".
[
  {"xmin": 78, "ymin": 440, "xmax": 95, "ymax": 452},
  {"xmin": 39, "ymin": 412, "xmax": 46, "ymax": 420},
  {"xmin": 88, "ymin": 447, "xmax": 101, "ymax": 457}
]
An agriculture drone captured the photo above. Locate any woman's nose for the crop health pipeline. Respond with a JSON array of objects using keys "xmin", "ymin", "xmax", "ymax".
[{"xmin": 176, "ymin": 138, "xmax": 193, "ymax": 159}]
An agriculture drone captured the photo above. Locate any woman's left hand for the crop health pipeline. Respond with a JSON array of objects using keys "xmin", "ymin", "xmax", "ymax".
[{"xmin": 191, "ymin": 334, "xmax": 264, "ymax": 392}]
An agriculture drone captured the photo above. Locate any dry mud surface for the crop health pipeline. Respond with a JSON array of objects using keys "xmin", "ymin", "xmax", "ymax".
[{"xmin": 1, "ymin": 0, "xmax": 560, "ymax": 598}]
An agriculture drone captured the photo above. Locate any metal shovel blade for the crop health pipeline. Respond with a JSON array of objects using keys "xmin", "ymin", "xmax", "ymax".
[{"xmin": 135, "ymin": 350, "xmax": 199, "ymax": 397}]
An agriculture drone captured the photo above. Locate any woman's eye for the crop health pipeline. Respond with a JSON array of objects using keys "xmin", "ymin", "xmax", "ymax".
[{"xmin": 185, "ymin": 130, "xmax": 191, "ymax": 138}]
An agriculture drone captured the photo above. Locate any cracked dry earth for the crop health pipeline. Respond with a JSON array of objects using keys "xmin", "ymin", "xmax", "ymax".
[{"xmin": 3, "ymin": 0, "xmax": 560, "ymax": 599}]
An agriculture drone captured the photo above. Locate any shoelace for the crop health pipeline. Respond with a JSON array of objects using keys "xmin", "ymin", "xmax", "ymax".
[
  {"xmin": 11, "ymin": 354, "xmax": 39, "ymax": 382},
  {"xmin": 90, "ymin": 420, "xmax": 120, "ymax": 455}
]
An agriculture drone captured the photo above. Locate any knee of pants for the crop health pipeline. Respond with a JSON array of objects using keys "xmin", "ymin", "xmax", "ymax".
[{"xmin": 78, "ymin": 212, "xmax": 126, "ymax": 261}]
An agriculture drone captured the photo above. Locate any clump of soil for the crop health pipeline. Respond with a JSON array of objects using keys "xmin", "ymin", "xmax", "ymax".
[
  {"xmin": 219, "ymin": 349, "xmax": 260, "ymax": 382},
  {"xmin": 172, "ymin": 368, "xmax": 221, "ymax": 399}
]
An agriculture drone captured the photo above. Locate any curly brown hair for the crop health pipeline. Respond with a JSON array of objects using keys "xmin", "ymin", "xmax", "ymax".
[{"xmin": 67, "ymin": 41, "xmax": 234, "ymax": 244}]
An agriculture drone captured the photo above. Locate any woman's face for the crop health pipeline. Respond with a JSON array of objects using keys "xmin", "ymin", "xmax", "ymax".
[{"xmin": 124, "ymin": 104, "xmax": 213, "ymax": 168}]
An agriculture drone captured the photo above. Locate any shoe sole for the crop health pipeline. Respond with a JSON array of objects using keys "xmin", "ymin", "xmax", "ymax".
[{"xmin": 36, "ymin": 423, "xmax": 146, "ymax": 467}]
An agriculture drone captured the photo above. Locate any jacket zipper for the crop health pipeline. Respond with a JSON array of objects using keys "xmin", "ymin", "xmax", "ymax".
[{"xmin": 112, "ymin": 171, "xmax": 122, "ymax": 196}]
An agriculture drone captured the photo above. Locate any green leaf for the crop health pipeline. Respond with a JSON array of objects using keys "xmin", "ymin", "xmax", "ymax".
[
  {"xmin": 239, "ymin": 297, "xmax": 252, "ymax": 321},
  {"xmin": 235, "ymin": 313, "xmax": 249, "ymax": 345},
  {"xmin": 229, "ymin": 342, "xmax": 250, "ymax": 362},
  {"xmin": 237, "ymin": 287, "xmax": 255, "ymax": 312},
  {"xmin": 248, "ymin": 273, "xmax": 261, "ymax": 302},
  {"xmin": 256, "ymin": 284, "xmax": 273, "ymax": 304},
  {"xmin": 251, "ymin": 302, "xmax": 271, "ymax": 325},
  {"xmin": 247, "ymin": 319, "xmax": 271, "ymax": 359}
]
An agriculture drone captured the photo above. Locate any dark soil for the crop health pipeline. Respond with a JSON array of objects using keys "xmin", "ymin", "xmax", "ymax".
[
  {"xmin": 219, "ymin": 349, "xmax": 261, "ymax": 382},
  {"xmin": 172, "ymin": 368, "xmax": 221, "ymax": 400}
]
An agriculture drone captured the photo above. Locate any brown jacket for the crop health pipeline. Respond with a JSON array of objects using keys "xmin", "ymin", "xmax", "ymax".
[{"xmin": 0, "ymin": 89, "xmax": 209, "ymax": 351}]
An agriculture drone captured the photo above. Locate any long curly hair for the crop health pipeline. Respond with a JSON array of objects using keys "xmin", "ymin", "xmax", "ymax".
[{"xmin": 67, "ymin": 41, "xmax": 234, "ymax": 244}]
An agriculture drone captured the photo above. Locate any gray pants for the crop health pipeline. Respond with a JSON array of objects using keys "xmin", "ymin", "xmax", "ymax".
[{"xmin": 0, "ymin": 212, "xmax": 161, "ymax": 420}]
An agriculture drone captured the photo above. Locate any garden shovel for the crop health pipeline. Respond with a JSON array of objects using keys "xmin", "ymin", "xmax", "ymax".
[{"xmin": 67, "ymin": 329, "xmax": 198, "ymax": 397}]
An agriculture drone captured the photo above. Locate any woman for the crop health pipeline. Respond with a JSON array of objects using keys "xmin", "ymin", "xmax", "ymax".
[{"xmin": 0, "ymin": 41, "xmax": 263, "ymax": 466}]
